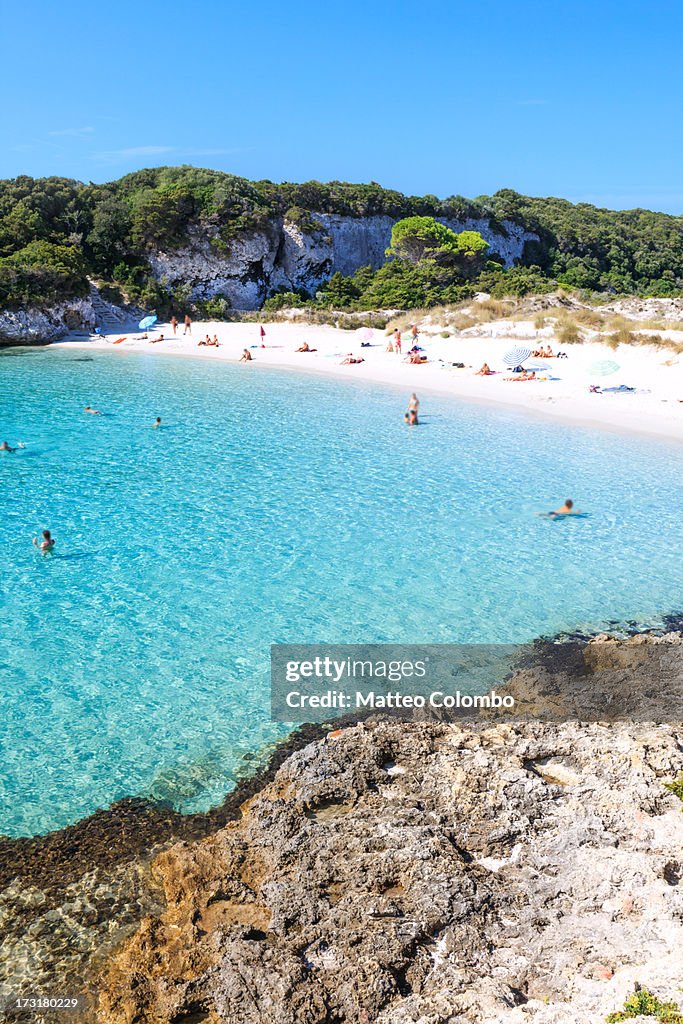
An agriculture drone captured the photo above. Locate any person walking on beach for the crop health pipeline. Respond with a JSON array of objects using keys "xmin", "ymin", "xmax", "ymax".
[
  {"xmin": 394, "ymin": 329, "xmax": 402, "ymax": 354},
  {"xmin": 170, "ymin": 316, "xmax": 178, "ymax": 335},
  {"xmin": 33, "ymin": 529, "xmax": 55, "ymax": 554},
  {"xmin": 411, "ymin": 324, "xmax": 419, "ymax": 344},
  {"xmin": 259, "ymin": 324, "xmax": 266, "ymax": 347},
  {"xmin": 183, "ymin": 314, "xmax": 192, "ymax": 336}
]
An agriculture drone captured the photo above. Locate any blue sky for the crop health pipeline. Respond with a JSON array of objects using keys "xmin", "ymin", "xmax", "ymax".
[{"xmin": 3, "ymin": 0, "xmax": 683, "ymax": 212}]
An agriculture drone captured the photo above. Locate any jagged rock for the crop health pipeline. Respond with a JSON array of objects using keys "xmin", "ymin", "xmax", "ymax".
[
  {"xmin": 0, "ymin": 293, "xmax": 130, "ymax": 347},
  {"xmin": 96, "ymin": 719, "xmax": 683, "ymax": 1024},
  {"xmin": 145, "ymin": 214, "xmax": 539, "ymax": 310}
]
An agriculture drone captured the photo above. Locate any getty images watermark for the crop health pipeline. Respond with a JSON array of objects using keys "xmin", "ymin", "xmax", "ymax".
[
  {"xmin": 271, "ymin": 645, "xmax": 519, "ymax": 722},
  {"xmin": 271, "ymin": 642, "xmax": 683, "ymax": 723}
]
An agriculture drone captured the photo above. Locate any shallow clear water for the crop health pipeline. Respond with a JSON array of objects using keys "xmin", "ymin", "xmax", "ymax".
[{"xmin": 0, "ymin": 348, "xmax": 681, "ymax": 837}]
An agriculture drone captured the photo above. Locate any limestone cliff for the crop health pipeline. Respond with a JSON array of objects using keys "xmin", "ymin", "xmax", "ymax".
[{"xmin": 147, "ymin": 213, "xmax": 539, "ymax": 310}]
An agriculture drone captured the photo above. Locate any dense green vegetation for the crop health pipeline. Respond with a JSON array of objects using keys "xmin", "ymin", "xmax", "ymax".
[{"xmin": 2, "ymin": 166, "xmax": 683, "ymax": 313}]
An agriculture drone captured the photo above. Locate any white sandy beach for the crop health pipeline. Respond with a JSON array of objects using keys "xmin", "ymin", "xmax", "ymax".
[{"xmin": 53, "ymin": 319, "xmax": 683, "ymax": 442}]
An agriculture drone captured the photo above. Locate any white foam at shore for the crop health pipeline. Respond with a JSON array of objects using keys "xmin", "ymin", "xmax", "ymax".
[{"xmin": 53, "ymin": 320, "xmax": 683, "ymax": 443}]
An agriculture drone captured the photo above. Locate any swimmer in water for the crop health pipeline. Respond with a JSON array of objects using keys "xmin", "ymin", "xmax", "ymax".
[
  {"xmin": 33, "ymin": 529, "xmax": 55, "ymax": 554},
  {"xmin": 404, "ymin": 409, "xmax": 419, "ymax": 426},
  {"xmin": 0, "ymin": 441, "xmax": 16, "ymax": 452},
  {"xmin": 84, "ymin": 406, "xmax": 102, "ymax": 415},
  {"xmin": 549, "ymin": 499, "xmax": 580, "ymax": 517},
  {"xmin": 151, "ymin": 417, "xmax": 162, "ymax": 428}
]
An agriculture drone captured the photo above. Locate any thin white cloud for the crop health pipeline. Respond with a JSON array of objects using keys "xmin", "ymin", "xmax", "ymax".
[
  {"xmin": 48, "ymin": 126, "xmax": 95, "ymax": 137},
  {"xmin": 93, "ymin": 145, "xmax": 175, "ymax": 161},
  {"xmin": 184, "ymin": 147, "xmax": 248, "ymax": 157}
]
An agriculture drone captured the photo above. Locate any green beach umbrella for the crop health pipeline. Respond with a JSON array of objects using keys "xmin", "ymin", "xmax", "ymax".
[{"xmin": 589, "ymin": 360, "xmax": 620, "ymax": 377}]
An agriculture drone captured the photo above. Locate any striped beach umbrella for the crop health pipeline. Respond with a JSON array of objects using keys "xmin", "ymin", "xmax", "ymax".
[{"xmin": 503, "ymin": 346, "xmax": 533, "ymax": 367}]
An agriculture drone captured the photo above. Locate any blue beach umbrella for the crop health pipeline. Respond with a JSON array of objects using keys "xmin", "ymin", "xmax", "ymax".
[
  {"xmin": 589, "ymin": 359, "xmax": 620, "ymax": 377},
  {"xmin": 138, "ymin": 315, "xmax": 158, "ymax": 331},
  {"xmin": 503, "ymin": 346, "xmax": 533, "ymax": 367}
]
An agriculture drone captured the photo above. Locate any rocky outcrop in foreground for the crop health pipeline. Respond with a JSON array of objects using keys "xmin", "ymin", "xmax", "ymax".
[{"xmin": 97, "ymin": 718, "xmax": 683, "ymax": 1024}]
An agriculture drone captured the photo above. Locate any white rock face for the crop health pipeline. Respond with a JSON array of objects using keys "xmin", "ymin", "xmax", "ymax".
[
  {"xmin": 0, "ymin": 296, "xmax": 114, "ymax": 346},
  {"xmin": 146, "ymin": 214, "xmax": 540, "ymax": 310}
]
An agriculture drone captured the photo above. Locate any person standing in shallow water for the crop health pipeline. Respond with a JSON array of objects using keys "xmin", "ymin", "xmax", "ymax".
[
  {"xmin": 408, "ymin": 393, "xmax": 420, "ymax": 416},
  {"xmin": 183, "ymin": 314, "xmax": 192, "ymax": 336},
  {"xmin": 33, "ymin": 529, "xmax": 55, "ymax": 554}
]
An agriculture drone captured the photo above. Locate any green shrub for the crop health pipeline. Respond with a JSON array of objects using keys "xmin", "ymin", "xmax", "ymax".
[
  {"xmin": 284, "ymin": 206, "xmax": 327, "ymax": 236},
  {"xmin": 606, "ymin": 987, "xmax": 683, "ymax": 1022},
  {"xmin": 196, "ymin": 295, "xmax": 232, "ymax": 320},
  {"xmin": 665, "ymin": 777, "xmax": 683, "ymax": 802},
  {"xmin": 262, "ymin": 289, "xmax": 311, "ymax": 311}
]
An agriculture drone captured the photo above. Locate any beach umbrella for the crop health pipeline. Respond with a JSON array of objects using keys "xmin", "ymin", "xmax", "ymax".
[
  {"xmin": 503, "ymin": 346, "xmax": 533, "ymax": 367},
  {"xmin": 355, "ymin": 327, "xmax": 374, "ymax": 342},
  {"xmin": 138, "ymin": 315, "xmax": 158, "ymax": 331},
  {"xmin": 589, "ymin": 359, "xmax": 620, "ymax": 377}
]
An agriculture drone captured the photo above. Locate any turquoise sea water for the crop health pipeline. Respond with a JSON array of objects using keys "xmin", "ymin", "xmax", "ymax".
[{"xmin": 0, "ymin": 348, "xmax": 681, "ymax": 837}]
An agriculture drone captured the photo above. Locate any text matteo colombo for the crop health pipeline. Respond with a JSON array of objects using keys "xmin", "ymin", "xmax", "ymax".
[{"xmin": 285, "ymin": 690, "xmax": 515, "ymax": 709}]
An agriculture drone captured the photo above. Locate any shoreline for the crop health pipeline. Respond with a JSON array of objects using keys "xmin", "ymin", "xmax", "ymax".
[{"xmin": 49, "ymin": 318, "xmax": 683, "ymax": 443}]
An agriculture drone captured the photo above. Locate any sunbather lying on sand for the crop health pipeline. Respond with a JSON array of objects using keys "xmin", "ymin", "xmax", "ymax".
[
  {"xmin": 341, "ymin": 354, "xmax": 364, "ymax": 365},
  {"xmin": 150, "ymin": 334, "xmax": 164, "ymax": 344},
  {"xmin": 296, "ymin": 343, "xmax": 317, "ymax": 352},
  {"xmin": 476, "ymin": 363, "xmax": 494, "ymax": 376},
  {"xmin": 406, "ymin": 352, "xmax": 427, "ymax": 364},
  {"xmin": 505, "ymin": 371, "xmax": 536, "ymax": 381}
]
